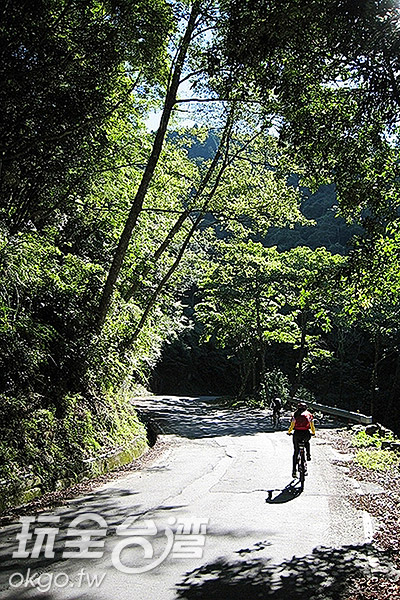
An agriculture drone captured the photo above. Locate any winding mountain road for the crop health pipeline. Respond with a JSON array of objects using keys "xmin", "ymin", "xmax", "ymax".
[{"xmin": 0, "ymin": 396, "xmax": 386, "ymax": 600}]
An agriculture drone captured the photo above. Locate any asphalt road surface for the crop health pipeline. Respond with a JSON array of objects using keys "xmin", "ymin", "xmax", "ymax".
[{"xmin": 0, "ymin": 396, "xmax": 386, "ymax": 600}]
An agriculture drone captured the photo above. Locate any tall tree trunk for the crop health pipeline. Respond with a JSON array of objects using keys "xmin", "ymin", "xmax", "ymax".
[
  {"xmin": 337, "ymin": 327, "xmax": 345, "ymax": 404},
  {"xmin": 254, "ymin": 271, "xmax": 266, "ymax": 396},
  {"xmin": 123, "ymin": 209, "xmax": 190, "ymax": 302},
  {"xmin": 387, "ymin": 350, "xmax": 400, "ymax": 423},
  {"xmin": 238, "ymin": 350, "xmax": 252, "ymax": 399},
  {"xmin": 293, "ymin": 309, "xmax": 308, "ymax": 395},
  {"xmin": 370, "ymin": 332, "xmax": 381, "ymax": 418},
  {"xmin": 96, "ymin": 2, "xmax": 201, "ymax": 329}
]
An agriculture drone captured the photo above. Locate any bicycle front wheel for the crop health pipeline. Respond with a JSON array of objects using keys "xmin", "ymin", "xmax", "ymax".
[{"xmin": 298, "ymin": 450, "xmax": 306, "ymax": 490}]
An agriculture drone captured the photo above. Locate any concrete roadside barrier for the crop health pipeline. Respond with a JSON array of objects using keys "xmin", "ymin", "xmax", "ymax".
[{"xmin": 306, "ymin": 402, "xmax": 373, "ymax": 425}]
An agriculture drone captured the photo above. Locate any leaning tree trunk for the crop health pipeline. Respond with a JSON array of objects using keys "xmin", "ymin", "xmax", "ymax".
[
  {"xmin": 123, "ymin": 117, "xmax": 235, "ymax": 346},
  {"xmin": 96, "ymin": 2, "xmax": 201, "ymax": 329},
  {"xmin": 123, "ymin": 209, "xmax": 190, "ymax": 302},
  {"xmin": 121, "ymin": 109, "xmax": 265, "ymax": 346}
]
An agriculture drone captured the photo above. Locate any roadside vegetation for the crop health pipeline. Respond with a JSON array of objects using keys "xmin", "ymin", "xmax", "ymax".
[
  {"xmin": 332, "ymin": 426, "xmax": 400, "ymax": 599},
  {"xmin": 351, "ymin": 430, "xmax": 400, "ymax": 471}
]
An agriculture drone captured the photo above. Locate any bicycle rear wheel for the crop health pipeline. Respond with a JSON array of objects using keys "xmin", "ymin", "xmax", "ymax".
[{"xmin": 298, "ymin": 447, "xmax": 306, "ymax": 490}]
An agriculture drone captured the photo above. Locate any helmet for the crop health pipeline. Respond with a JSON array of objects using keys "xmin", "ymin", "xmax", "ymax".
[{"xmin": 297, "ymin": 401, "xmax": 307, "ymax": 409}]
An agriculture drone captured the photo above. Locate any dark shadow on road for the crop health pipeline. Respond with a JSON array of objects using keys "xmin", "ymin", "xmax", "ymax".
[
  {"xmin": 0, "ymin": 486, "xmax": 188, "ymax": 592},
  {"xmin": 133, "ymin": 397, "xmax": 342, "ymax": 440},
  {"xmin": 175, "ymin": 543, "xmax": 399, "ymax": 600},
  {"xmin": 265, "ymin": 481, "xmax": 302, "ymax": 503}
]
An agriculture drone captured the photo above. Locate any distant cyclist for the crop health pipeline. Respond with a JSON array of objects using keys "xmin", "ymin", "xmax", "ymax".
[
  {"xmin": 287, "ymin": 401, "xmax": 315, "ymax": 478},
  {"xmin": 271, "ymin": 397, "xmax": 282, "ymax": 428}
]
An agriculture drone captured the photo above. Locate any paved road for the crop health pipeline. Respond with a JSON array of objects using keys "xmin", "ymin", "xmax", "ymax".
[{"xmin": 0, "ymin": 396, "xmax": 385, "ymax": 600}]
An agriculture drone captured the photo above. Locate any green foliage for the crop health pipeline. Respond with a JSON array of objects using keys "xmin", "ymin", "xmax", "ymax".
[
  {"xmin": 0, "ymin": 0, "xmax": 179, "ymax": 504},
  {"xmin": 355, "ymin": 449, "xmax": 400, "ymax": 471},
  {"xmin": 228, "ymin": 396, "xmax": 263, "ymax": 410},
  {"xmin": 293, "ymin": 386, "xmax": 316, "ymax": 405},
  {"xmin": 0, "ymin": 0, "xmax": 173, "ymax": 232},
  {"xmin": 352, "ymin": 430, "xmax": 395, "ymax": 450},
  {"xmin": 351, "ymin": 431, "xmax": 400, "ymax": 473},
  {"xmin": 259, "ymin": 368, "xmax": 291, "ymax": 407},
  {"xmin": 196, "ymin": 237, "xmax": 345, "ymax": 397},
  {"xmin": 0, "ymin": 227, "xmax": 102, "ymax": 398}
]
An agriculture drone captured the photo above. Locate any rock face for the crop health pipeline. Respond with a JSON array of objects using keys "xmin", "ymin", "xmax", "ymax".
[
  {"xmin": 364, "ymin": 423, "xmax": 395, "ymax": 438},
  {"xmin": 0, "ymin": 434, "xmax": 149, "ymax": 513},
  {"xmin": 381, "ymin": 441, "xmax": 400, "ymax": 453},
  {"xmin": 365, "ymin": 424, "xmax": 380, "ymax": 436}
]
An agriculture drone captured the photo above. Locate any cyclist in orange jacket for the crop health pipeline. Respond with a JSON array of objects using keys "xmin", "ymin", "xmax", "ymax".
[{"xmin": 288, "ymin": 401, "xmax": 315, "ymax": 478}]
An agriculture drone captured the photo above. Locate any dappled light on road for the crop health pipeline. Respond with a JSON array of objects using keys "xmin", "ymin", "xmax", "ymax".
[
  {"xmin": 176, "ymin": 544, "xmax": 398, "ymax": 600},
  {"xmin": 134, "ymin": 396, "xmax": 341, "ymax": 440},
  {"xmin": 0, "ymin": 397, "xmax": 378, "ymax": 600}
]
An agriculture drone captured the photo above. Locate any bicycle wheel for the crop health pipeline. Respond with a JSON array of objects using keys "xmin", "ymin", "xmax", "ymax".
[{"xmin": 298, "ymin": 447, "xmax": 306, "ymax": 490}]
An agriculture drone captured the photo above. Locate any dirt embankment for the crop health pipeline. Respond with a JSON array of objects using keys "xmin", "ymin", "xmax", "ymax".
[{"xmin": 326, "ymin": 428, "xmax": 400, "ymax": 600}]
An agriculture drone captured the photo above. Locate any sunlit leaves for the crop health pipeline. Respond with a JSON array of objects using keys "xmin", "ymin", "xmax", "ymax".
[
  {"xmin": 0, "ymin": 0, "xmax": 173, "ymax": 231},
  {"xmin": 197, "ymin": 239, "xmax": 344, "ymax": 355}
]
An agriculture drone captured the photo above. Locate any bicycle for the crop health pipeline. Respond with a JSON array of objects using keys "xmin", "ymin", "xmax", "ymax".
[{"xmin": 296, "ymin": 440, "xmax": 307, "ymax": 490}]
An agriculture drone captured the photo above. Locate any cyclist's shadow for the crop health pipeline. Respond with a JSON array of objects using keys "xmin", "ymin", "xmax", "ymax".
[{"xmin": 265, "ymin": 480, "xmax": 303, "ymax": 503}]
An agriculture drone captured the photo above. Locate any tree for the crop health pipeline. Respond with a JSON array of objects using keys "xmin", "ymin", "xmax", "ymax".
[
  {"xmin": 341, "ymin": 223, "xmax": 400, "ymax": 419},
  {"xmin": 0, "ymin": 0, "xmax": 172, "ymax": 232},
  {"xmin": 94, "ymin": 0, "xmax": 400, "ymax": 331},
  {"xmin": 217, "ymin": 0, "xmax": 400, "ymax": 225},
  {"xmin": 196, "ymin": 238, "xmax": 344, "ymax": 398},
  {"xmin": 96, "ymin": 1, "xmax": 203, "ymax": 327}
]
